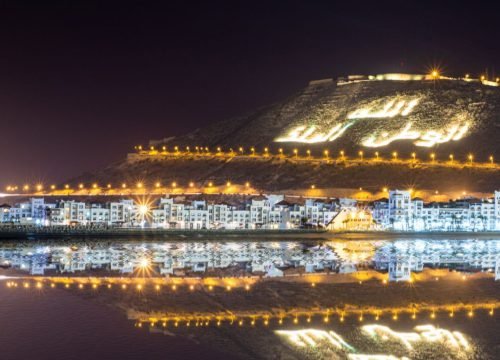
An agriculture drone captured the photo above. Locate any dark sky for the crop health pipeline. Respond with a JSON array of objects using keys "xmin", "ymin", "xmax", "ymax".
[{"xmin": 1, "ymin": 0, "xmax": 499, "ymax": 187}]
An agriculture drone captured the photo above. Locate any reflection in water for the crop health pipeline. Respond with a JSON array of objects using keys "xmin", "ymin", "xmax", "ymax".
[
  {"xmin": 0, "ymin": 240, "xmax": 500, "ymax": 281},
  {"xmin": 276, "ymin": 325, "xmax": 471, "ymax": 359},
  {"xmin": 1, "ymin": 239, "xmax": 499, "ymax": 280},
  {"xmin": 1, "ymin": 238, "xmax": 500, "ymax": 359}
]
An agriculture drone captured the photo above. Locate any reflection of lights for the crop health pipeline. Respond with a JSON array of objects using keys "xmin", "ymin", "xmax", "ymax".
[
  {"xmin": 139, "ymin": 258, "xmax": 150, "ymax": 268},
  {"xmin": 276, "ymin": 329, "xmax": 354, "ymax": 350},
  {"xmin": 362, "ymin": 324, "xmax": 470, "ymax": 350}
]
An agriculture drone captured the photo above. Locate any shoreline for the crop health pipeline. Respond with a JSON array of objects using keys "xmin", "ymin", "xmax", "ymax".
[{"xmin": 0, "ymin": 228, "xmax": 500, "ymax": 240}]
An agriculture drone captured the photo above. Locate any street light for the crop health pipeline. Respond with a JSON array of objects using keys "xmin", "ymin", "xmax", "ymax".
[
  {"xmin": 489, "ymin": 155, "xmax": 494, "ymax": 164},
  {"xmin": 358, "ymin": 150, "xmax": 363, "ymax": 160},
  {"xmin": 468, "ymin": 154, "xmax": 473, "ymax": 165},
  {"xmin": 279, "ymin": 148, "xmax": 283, "ymax": 156},
  {"xmin": 340, "ymin": 150, "xmax": 345, "ymax": 159},
  {"xmin": 430, "ymin": 153, "xmax": 435, "ymax": 162},
  {"xmin": 264, "ymin": 147, "xmax": 269, "ymax": 156},
  {"xmin": 392, "ymin": 151, "xmax": 398, "ymax": 160},
  {"xmin": 323, "ymin": 150, "xmax": 329, "ymax": 159},
  {"xmin": 293, "ymin": 149, "xmax": 298, "ymax": 158},
  {"xmin": 449, "ymin": 154, "xmax": 454, "ymax": 163},
  {"xmin": 375, "ymin": 151, "xmax": 379, "ymax": 160},
  {"xmin": 250, "ymin": 147, "xmax": 255, "ymax": 155},
  {"xmin": 411, "ymin": 152, "xmax": 416, "ymax": 161},
  {"xmin": 306, "ymin": 149, "xmax": 311, "ymax": 158}
]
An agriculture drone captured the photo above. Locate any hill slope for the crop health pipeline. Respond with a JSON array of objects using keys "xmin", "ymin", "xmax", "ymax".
[
  {"xmin": 73, "ymin": 76, "xmax": 500, "ymax": 193},
  {"xmin": 155, "ymin": 77, "xmax": 500, "ymax": 159}
]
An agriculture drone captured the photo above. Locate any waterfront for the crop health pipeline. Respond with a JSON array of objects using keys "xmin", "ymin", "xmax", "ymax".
[
  {"xmin": 1, "ymin": 237, "xmax": 500, "ymax": 277},
  {"xmin": 1, "ymin": 236, "xmax": 500, "ymax": 359}
]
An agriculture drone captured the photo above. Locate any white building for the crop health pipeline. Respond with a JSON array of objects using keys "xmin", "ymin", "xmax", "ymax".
[{"xmin": 373, "ymin": 190, "xmax": 500, "ymax": 232}]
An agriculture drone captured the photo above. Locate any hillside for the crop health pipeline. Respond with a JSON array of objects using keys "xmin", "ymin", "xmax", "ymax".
[
  {"xmin": 153, "ymin": 76, "xmax": 500, "ymax": 159},
  {"xmin": 72, "ymin": 76, "xmax": 500, "ymax": 194}
]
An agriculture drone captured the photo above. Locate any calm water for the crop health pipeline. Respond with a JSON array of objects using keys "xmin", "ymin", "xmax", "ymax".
[{"xmin": 0, "ymin": 237, "xmax": 499, "ymax": 360}]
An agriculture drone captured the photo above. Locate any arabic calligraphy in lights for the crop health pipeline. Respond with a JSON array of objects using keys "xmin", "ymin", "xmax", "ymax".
[
  {"xmin": 362, "ymin": 122, "xmax": 470, "ymax": 148},
  {"xmin": 274, "ymin": 97, "xmax": 421, "ymax": 144},
  {"xmin": 275, "ymin": 123, "xmax": 353, "ymax": 143},
  {"xmin": 275, "ymin": 329, "xmax": 354, "ymax": 350},
  {"xmin": 362, "ymin": 324, "xmax": 470, "ymax": 350},
  {"xmin": 347, "ymin": 98, "xmax": 420, "ymax": 119}
]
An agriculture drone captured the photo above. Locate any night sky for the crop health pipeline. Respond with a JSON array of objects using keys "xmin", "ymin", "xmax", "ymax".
[{"xmin": 1, "ymin": 1, "xmax": 499, "ymax": 187}]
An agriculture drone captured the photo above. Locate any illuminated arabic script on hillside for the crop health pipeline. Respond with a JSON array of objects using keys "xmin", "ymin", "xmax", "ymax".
[{"xmin": 274, "ymin": 96, "xmax": 470, "ymax": 147}]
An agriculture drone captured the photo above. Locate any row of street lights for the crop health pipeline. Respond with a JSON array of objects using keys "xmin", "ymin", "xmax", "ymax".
[
  {"xmin": 136, "ymin": 145, "xmax": 496, "ymax": 165},
  {"xmin": 5, "ymin": 180, "xmax": 252, "ymax": 193}
]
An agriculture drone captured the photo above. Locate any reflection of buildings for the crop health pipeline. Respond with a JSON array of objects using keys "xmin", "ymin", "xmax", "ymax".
[{"xmin": 1, "ymin": 240, "xmax": 500, "ymax": 281}]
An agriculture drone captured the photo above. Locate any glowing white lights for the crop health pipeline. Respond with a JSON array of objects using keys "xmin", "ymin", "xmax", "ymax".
[
  {"xmin": 362, "ymin": 121, "xmax": 469, "ymax": 148},
  {"xmin": 349, "ymin": 355, "xmax": 409, "ymax": 360},
  {"xmin": 275, "ymin": 123, "xmax": 353, "ymax": 143},
  {"xmin": 274, "ymin": 92, "xmax": 473, "ymax": 148},
  {"xmin": 275, "ymin": 329, "xmax": 354, "ymax": 350},
  {"xmin": 362, "ymin": 324, "xmax": 470, "ymax": 351},
  {"xmin": 347, "ymin": 98, "xmax": 420, "ymax": 119},
  {"xmin": 277, "ymin": 325, "xmax": 470, "ymax": 359}
]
